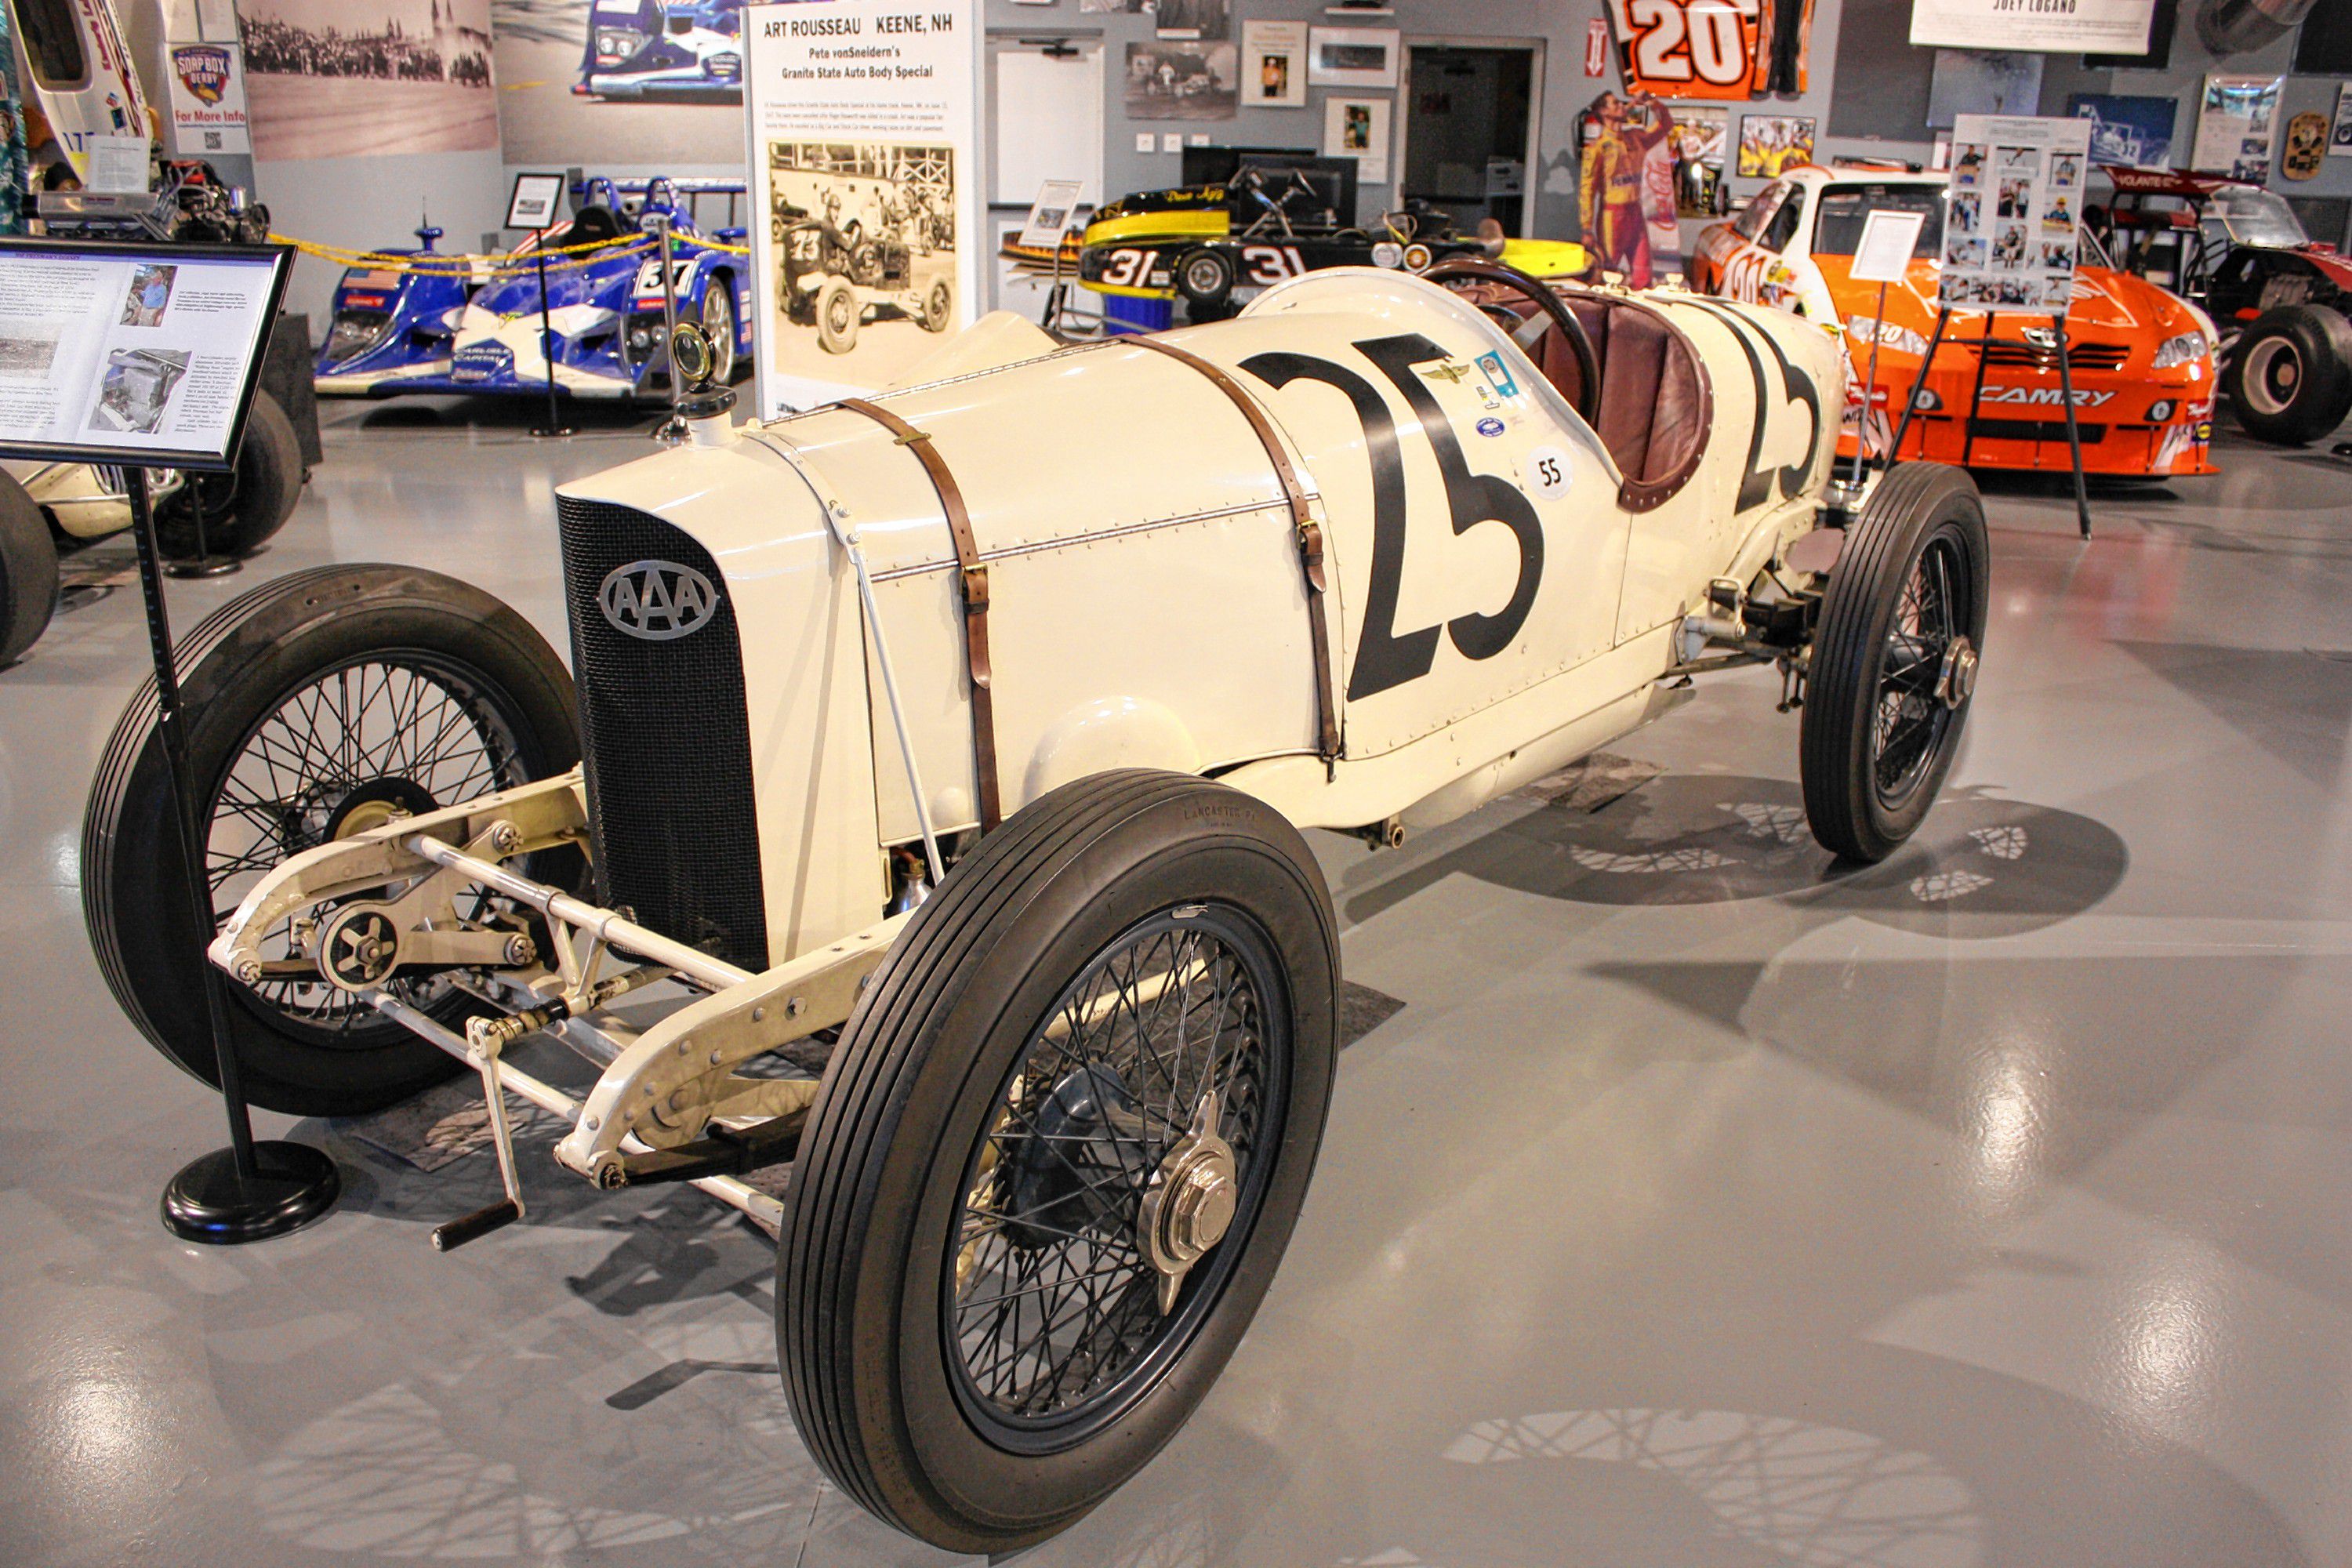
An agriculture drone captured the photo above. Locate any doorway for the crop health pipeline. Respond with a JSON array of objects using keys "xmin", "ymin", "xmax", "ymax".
[{"xmin": 1398, "ymin": 42, "xmax": 1541, "ymax": 237}]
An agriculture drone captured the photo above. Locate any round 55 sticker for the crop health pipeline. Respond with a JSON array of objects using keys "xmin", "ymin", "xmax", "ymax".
[{"xmin": 1524, "ymin": 445, "xmax": 1573, "ymax": 500}]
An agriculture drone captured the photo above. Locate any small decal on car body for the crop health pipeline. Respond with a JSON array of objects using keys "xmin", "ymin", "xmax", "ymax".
[
  {"xmin": 1476, "ymin": 351, "xmax": 1519, "ymax": 398},
  {"xmin": 1475, "ymin": 416, "xmax": 1506, "ymax": 437},
  {"xmin": 1525, "ymin": 445, "xmax": 1573, "ymax": 499}
]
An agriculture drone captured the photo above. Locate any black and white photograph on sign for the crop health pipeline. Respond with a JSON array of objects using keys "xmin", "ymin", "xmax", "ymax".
[
  {"xmin": 88, "ymin": 350, "xmax": 193, "ymax": 437},
  {"xmin": 1242, "ymin": 19, "xmax": 1305, "ymax": 108},
  {"xmin": 506, "ymin": 172, "xmax": 566, "ymax": 230},
  {"xmin": 0, "ymin": 325, "xmax": 62, "ymax": 379},
  {"xmin": 120, "ymin": 265, "xmax": 177, "ymax": 328},
  {"xmin": 1154, "ymin": 0, "xmax": 1229, "ymax": 42},
  {"xmin": 1306, "ymin": 27, "xmax": 1398, "ymax": 89},
  {"xmin": 1080, "ymin": 0, "xmax": 1155, "ymax": 11},
  {"xmin": 238, "ymin": 0, "xmax": 496, "ymax": 161},
  {"xmin": 1123, "ymin": 42, "xmax": 1238, "ymax": 122},
  {"xmin": 766, "ymin": 141, "xmax": 959, "ymax": 389},
  {"xmin": 492, "ymin": 0, "xmax": 745, "ymax": 166}
]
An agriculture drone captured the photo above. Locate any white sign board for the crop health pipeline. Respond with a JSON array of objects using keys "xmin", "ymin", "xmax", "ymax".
[
  {"xmin": 2194, "ymin": 74, "xmax": 2281, "ymax": 184},
  {"xmin": 1908, "ymin": 0, "xmax": 2154, "ymax": 53},
  {"xmin": 165, "ymin": 41, "xmax": 250, "ymax": 157},
  {"xmin": 0, "ymin": 242, "xmax": 287, "ymax": 470},
  {"xmin": 1941, "ymin": 114, "xmax": 2091, "ymax": 311},
  {"xmin": 744, "ymin": 0, "xmax": 983, "ymax": 417},
  {"xmin": 1242, "ymin": 20, "xmax": 1307, "ymax": 109},
  {"xmin": 506, "ymin": 172, "xmax": 567, "ymax": 230},
  {"xmin": 1851, "ymin": 209, "xmax": 1927, "ymax": 284},
  {"xmin": 1019, "ymin": 180, "xmax": 1087, "ymax": 250}
]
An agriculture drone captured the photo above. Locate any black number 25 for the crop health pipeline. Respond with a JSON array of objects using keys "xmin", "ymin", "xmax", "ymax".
[{"xmin": 1242, "ymin": 333, "xmax": 1544, "ymax": 700}]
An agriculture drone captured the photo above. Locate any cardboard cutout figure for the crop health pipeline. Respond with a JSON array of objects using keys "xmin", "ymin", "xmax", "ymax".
[{"xmin": 1580, "ymin": 91, "xmax": 1675, "ymax": 285}]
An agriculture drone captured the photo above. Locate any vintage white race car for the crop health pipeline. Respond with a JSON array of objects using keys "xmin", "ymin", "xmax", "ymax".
[{"xmin": 82, "ymin": 263, "xmax": 1989, "ymax": 1552}]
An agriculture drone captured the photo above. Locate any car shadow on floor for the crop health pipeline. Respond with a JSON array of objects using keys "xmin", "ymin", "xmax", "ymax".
[{"xmin": 1342, "ymin": 772, "xmax": 2129, "ymax": 940}]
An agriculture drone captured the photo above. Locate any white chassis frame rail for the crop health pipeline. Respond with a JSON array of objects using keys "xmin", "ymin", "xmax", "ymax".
[{"xmin": 208, "ymin": 771, "xmax": 907, "ymax": 1238}]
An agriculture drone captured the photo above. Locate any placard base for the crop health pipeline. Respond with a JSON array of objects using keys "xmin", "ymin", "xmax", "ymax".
[
  {"xmin": 162, "ymin": 1141, "xmax": 341, "ymax": 1244},
  {"xmin": 163, "ymin": 555, "xmax": 242, "ymax": 579}
]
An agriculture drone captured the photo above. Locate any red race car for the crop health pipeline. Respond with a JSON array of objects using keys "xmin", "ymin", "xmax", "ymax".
[{"xmin": 1693, "ymin": 165, "xmax": 2219, "ymax": 477}]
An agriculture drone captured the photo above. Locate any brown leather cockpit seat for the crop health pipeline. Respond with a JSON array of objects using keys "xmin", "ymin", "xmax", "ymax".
[{"xmin": 1460, "ymin": 284, "xmax": 1712, "ymax": 511}]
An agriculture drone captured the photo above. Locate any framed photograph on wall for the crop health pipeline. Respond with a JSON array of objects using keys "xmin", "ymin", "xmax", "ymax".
[
  {"xmin": 1736, "ymin": 114, "xmax": 1816, "ymax": 177},
  {"xmin": 1155, "ymin": 0, "xmax": 1229, "ymax": 42},
  {"xmin": 1242, "ymin": 20, "xmax": 1306, "ymax": 108},
  {"xmin": 1307, "ymin": 27, "xmax": 1399, "ymax": 90},
  {"xmin": 1323, "ymin": 95, "xmax": 1391, "ymax": 184}
]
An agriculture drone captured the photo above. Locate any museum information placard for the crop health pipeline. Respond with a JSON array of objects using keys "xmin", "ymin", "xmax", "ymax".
[
  {"xmin": 743, "ymin": 0, "xmax": 982, "ymax": 416},
  {"xmin": 1909, "ymin": 0, "xmax": 2154, "ymax": 53},
  {"xmin": 0, "ymin": 241, "xmax": 287, "ymax": 470},
  {"xmin": 1940, "ymin": 114, "xmax": 2090, "ymax": 310}
]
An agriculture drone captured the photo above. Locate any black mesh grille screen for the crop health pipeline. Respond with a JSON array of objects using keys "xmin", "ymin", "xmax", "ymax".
[{"xmin": 558, "ymin": 497, "xmax": 768, "ymax": 971}]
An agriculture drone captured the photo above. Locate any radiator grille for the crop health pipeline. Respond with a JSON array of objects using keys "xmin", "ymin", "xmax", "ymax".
[
  {"xmin": 557, "ymin": 497, "xmax": 768, "ymax": 971},
  {"xmin": 1970, "ymin": 340, "xmax": 2130, "ymax": 371}
]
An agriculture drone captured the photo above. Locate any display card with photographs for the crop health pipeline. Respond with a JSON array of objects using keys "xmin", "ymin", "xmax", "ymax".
[
  {"xmin": 1942, "ymin": 114, "xmax": 2091, "ymax": 311},
  {"xmin": 0, "ymin": 239, "xmax": 289, "ymax": 470}
]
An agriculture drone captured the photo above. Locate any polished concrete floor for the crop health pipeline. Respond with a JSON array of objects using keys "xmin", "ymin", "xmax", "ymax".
[{"xmin": 5, "ymin": 400, "xmax": 2352, "ymax": 1567}]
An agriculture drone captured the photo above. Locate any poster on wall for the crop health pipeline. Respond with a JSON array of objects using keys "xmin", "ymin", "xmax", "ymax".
[
  {"xmin": 1909, "ymin": 0, "xmax": 2155, "ymax": 53},
  {"xmin": 1735, "ymin": 113, "xmax": 1814, "ymax": 177},
  {"xmin": 239, "ymin": 0, "xmax": 495, "ymax": 161},
  {"xmin": 1941, "ymin": 114, "xmax": 2090, "ymax": 310},
  {"xmin": 1579, "ymin": 93, "xmax": 1679, "ymax": 286},
  {"xmin": 1926, "ymin": 50, "xmax": 2042, "ymax": 129},
  {"xmin": 492, "ymin": 0, "xmax": 744, "ymax": 167},
  {"xmin": 2333, "ymin": 83, "xmax": 2352, "ymax": 158},
  {"xmin": 743, "ymin": 1, "xmax": 982, "ymax": 416},
  {"xmin": 1305, "ymin": 27, "xmax": 1398, "ymax": 90},
  {"xmin": 1666, "ymin": 103, "xmax": 1728, "ymax": 217},
  {"xmin": 2283, "ymin": 113, "xmax": 2327, "ymax": 180},
  {"xmin": 1123, "ymin": 42, "xmax": 1236, "ymax": 122},
  {"xmin": 1322, "ymin": 96, "xmax": 1390, "ymax": 186},
  {"xmin": 1606, "ymin": 0, "xmax": 1759, "ymax": 101},
  {"xmin": 1241, "ymin": 20, "xmax": 1305, "ymax": 109},
  {"xmin": 1154, "ymin": 0, "xmax": 1228, "ymax": 42},
  {"xmin": 2193, "ymin": 74, "xmax": 2281, "ymax": 183},
  {"xmin": 2065, "ymin": 92, "xmax": 2176, "ymax": 169},
  {"xmin": 165, "ymin": 39, "xmax": 250, "ymax": 156}
]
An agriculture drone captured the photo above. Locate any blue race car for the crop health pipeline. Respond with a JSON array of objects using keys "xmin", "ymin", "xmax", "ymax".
[
  {"xmin": 576, "ymin": 0, "xmax": 744, "ymax": 101},
  {"xmin": 315, "ymin": 177, "xmax": 754, "ymax": 402}
]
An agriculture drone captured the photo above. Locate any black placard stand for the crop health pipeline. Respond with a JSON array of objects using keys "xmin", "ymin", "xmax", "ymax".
[
  {"xmin": 1886, "ymin": 300, "xmax": 2093, "ymax": 539},
  {"xmin": 529, "ymin": 234, "xmax": 573, "ymax": 440},
  {"xmin": 0, "ymin": 237, "xmax": 339, "ymax": 1243},
  {"xmin": 135, "ymin": 464, "xmax": 341, "ymax": 1242}
]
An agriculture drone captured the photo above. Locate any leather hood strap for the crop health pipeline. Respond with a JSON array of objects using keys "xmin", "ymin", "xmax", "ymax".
[
  {"xmin": 836, "ymin": 396, "xmax": 1003, "ymax": 833},
  {"xmin": 1123, "ymin": 334, "xmax": 1341, "ymax": 762}
]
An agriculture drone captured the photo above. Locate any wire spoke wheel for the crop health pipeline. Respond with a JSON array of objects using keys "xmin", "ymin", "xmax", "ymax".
[
  {"xmin": 82, "ymin": 564, "xmax": 579, "ymax": 1116},
  {"xmin": 946, "ymin": 905, "xmax": 1283, "ymax": 1440},
  {"xmin": 206, "ymin": 655, "xmax": 530, "ymax": 1040},
  {"xmin": 1801, "ymin": 463, "xmax": 1988, "ymax": 862}
]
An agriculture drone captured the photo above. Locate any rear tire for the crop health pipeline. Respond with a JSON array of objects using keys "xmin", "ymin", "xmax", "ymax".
[
  {"xmin": 923, "ymin": 278, "xmax": 953, "ymax": 332},
  {"xmin": 779, "ymin": 770, "xmax": 1339, "ymax": 1553},
  {"xmin": 82, "ymin": 564, "xmax": 580, "ymax": 1116},
  {"xmin": 2223, "ymin": 303, "xmax": 2352, "ymax": 446},
  {"xmin": 1802, "ymin": 463, "xmax": 1989, "ymax": 862},
  {"xmin": 1174, "ymin": 248, "xmax": 1234, "ymax": 312},
  {"xmin": 0, "ymin": 470, "xmax": 57, "ymax": 666},
  {"xmin": 154, "ymin": 391, "xmax": 302, "ymax": 559}
]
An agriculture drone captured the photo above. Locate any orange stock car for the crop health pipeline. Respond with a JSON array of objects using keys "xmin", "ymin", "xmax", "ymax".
[{"xmin": 1691, "ymin": 167, "xmax": 2219, "ymax": 477}]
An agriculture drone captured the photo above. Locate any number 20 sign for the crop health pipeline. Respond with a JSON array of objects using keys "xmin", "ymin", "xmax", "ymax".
[{"xmin": 1606, "ymin": 0, "xmax": 1760, "ymax": 101}]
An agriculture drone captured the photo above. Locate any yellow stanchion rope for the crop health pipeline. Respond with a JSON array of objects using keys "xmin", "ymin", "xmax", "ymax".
[{"xmin": 271, "ymin": 227, "xmax": 755, "ymax": 280}]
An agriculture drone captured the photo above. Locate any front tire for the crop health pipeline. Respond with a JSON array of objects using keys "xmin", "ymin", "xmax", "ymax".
[
  {"xmin": 1801, "ymin": 463, "xmax": 1989, "ymax": 862},
  {"xmin": 816, "ymin": 277, "xmax": 861, "ymax": 354},
  {"xmin": 82, "ymin": 564, "xmax": 580, "ymax": 1116},
  {"xmin": 154, "ymin": 391, "xmax": 303, "ymax": 559},
  {"xmin": 779, "ymin": 771, "xmax": 1339, "ymax": 1553},
  {"xmin": 922, "ymin": 278, "xmax": 953, "ymax": 332},
  {"xmin": 2223, "ymin": 303, "xmax": 2352, "ymax": 446},
  {"xmin": 0, "ymin": 470, "xmax": 58, "ymax": 666},
  {"xmin": 1174, "ymin": 247, "xmax": 1234, "ymax": 312}
]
